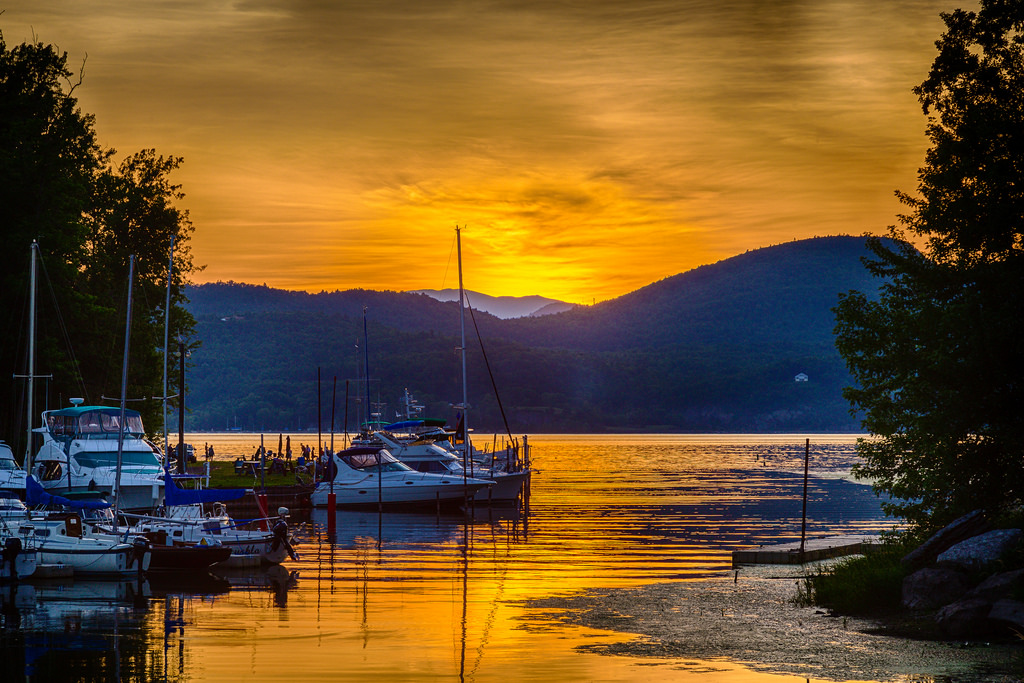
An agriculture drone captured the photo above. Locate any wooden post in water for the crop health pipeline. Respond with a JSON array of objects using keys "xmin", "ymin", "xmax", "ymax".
[{"xmin": 799, "ymin": 437, "xmax": 810, "ymax": 555}]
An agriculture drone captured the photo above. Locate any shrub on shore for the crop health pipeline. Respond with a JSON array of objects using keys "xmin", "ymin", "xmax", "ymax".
[{"xmin": 797, "ymin": 539, "xmax": 915, "ymax": 616}]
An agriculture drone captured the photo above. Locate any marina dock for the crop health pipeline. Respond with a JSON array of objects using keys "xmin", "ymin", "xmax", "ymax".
[{"xmin": 732, "ymin": 534, "xmax": 880, "ymax": 566}]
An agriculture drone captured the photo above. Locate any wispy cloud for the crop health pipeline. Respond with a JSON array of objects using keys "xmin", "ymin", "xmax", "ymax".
[{"xmin": 2, "ymin": 0, "xmax": 954, "ymax": 301}]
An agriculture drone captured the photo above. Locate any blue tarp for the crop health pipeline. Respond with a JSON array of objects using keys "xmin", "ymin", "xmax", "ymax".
[
  {"xmin": 26, "ymin": 476, "xmax": 112, "ymax": 510},
  {"xmin": 382, "ymin": 418, "xmax": 448, "ymax": 432},
  {"xmin": 163, "ymin": 470, "xmax": 246, "ymax": 507}
]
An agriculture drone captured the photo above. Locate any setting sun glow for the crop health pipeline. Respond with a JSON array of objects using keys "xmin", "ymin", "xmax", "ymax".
[{"xmin": 1, "ymin": 1, "xmax": 952, "ymax": 302}]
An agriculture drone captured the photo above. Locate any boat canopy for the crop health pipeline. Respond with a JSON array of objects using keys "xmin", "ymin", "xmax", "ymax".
[
  {"xmin": 382, "ymin": 418, "xmax": 447, "ymax": 432},
  {"xmin": 26, "ymin": 476, "xmax": 112, "ymax": 510},
  {"xmin": 337, "ymin": 446, "xmax": 409, "ymax": 471},
  {"xmin": 44, "ymin": 406, "xmax": 146, "ymax": 439},
  {"xmin": 163, "ymin": 470, "xmax": 246, "ymax": 507}
]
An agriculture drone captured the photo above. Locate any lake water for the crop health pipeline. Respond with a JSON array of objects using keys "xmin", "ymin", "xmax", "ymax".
[{"xmin": 0, "ymin": 434, "xmax": 928, "ymax": 682}]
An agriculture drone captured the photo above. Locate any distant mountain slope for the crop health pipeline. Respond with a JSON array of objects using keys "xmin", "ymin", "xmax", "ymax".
[
  {"xmin": 182, "ymin": 236, "xmax": 888, "ymax": 433},
  {"xmin": 410, "ymin": 289, "xmax": 574, "ymax": 318},
  {"xmin": 486, "ymin": 235, "xmax": 885, "ymax": 353},
  {"xmin": 184, "ymin": 282, "xmax": 489, "ymax": 332}
]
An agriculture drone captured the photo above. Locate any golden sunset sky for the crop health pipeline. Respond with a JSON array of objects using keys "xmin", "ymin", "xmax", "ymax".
[{"xmin": 2, "ymin": 1, "xmax": 958, "ymax": 303}]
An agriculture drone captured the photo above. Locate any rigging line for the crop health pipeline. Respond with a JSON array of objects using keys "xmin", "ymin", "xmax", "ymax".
[
  {"xmin": 440, "ymin": 231, "xmax": 458, "ymax": 292},
  {"xmin": 464, "ymin": 293, "xmax": 514, "ymax": 441},
  {"xmin": 36, "ymin": 246, "xmax": 89, "ymax": 401}
]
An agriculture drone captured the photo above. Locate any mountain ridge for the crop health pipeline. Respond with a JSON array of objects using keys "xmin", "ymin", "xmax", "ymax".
[{"xmin": 182, "ymin": 236, "xmax": 885, "ymax": 433}]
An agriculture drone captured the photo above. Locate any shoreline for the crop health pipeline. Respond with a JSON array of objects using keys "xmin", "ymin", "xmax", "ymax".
[{"xmin": 521, "ymin": 564, "xmax": 1024, "ymax": 681}]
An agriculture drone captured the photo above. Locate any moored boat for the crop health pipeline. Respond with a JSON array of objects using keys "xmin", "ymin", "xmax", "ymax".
[
  {"xmin": 310, "ymin": 445, "xmax": 493, "ymax": 507},
  {"xmin": 9, "ymin": 479, "xmax": 151, "ymax": 578},
  {"xmin": 31, "ymin": 402, "xmax": 165, "ymax": 512},
  {"xmin": 371, "ymin": 428, "xmax": 529, "ymax": 502},
  {"xmin": 0, "ymin": 441, "xmax": 27, "ymax": 496},
  {"xmin": 87, "ymin": 471, "xmax": 297, "ymax": 568}
]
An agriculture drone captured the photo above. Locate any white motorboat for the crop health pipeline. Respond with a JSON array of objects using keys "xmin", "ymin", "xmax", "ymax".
[
  {"xmin": 7, "ymin": 479, "xmax": 151, "ymax": 577},
  {"xmin": 30, "ymin": 402, "xmax": 165, "ymax": 512},
  {"xmin": 371, "ymin": 429, "xmax": 529, "ymax": 502},
  {"xmin": 0, "ymin": 492, "xmax": 37, "ymax": 581},
  {"xmin": 0, "ymin": 440, "xmax": 27, "ymax": 495},
  {"xmin": 88, "ymin": 471, "xmax": 296, "ymax": 568},
  {"xmin": 310, "ymin": 446, "xmax": 493, "ymax": 507}
]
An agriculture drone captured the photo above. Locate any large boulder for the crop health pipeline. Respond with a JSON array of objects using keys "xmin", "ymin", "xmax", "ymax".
[
  {"xmin": 936, "ymin": 598, "xmax": 995, "ymax": 638},
  {"xmin": 936, "ymin": 529, "xmax": 1024, "ymax": 571},
  {"xmin": 902, "ymin": 510, "xmax": 991, "ymax": 571},
  {"xmin": 988, "ymin": 599, "xmax": 1024, "ymax": 634},
  {"xmin": 967, "ymin": 569, "xmax": 1024, "ymax": 602},
  {"xmin": 902, "ymin": 566, "xmax": 972, "ymax": 611}
]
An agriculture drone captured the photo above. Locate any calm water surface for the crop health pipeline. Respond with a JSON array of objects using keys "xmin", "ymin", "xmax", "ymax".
[{"xmin": 3, "ymin": 434, "xmax": 903, "ymax": 682}]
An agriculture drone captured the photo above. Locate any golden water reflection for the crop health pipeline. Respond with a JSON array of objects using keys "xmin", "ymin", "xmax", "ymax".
[{"xmin": 2, "ymin": 434, "xmax": 982, "ymax": 682}]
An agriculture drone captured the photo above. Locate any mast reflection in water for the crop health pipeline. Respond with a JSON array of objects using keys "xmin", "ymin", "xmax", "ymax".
[{"xmin": 2, "ymin": 434, "xmax": 896, "ymax": 682}]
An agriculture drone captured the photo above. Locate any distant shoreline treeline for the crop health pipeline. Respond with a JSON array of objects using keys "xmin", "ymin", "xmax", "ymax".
[{"xmin": 174, "ymin": 236, "xmax": 881, "ymax": 435}]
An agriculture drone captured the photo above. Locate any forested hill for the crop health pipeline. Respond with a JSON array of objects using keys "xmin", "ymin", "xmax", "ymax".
[
  {"xmin": 468, "ymin": 236, "xmax": 884, "ymax": 353},
  {"xmin": 183, "ymin": 236, "xmax": 886, "ymax": 434}
]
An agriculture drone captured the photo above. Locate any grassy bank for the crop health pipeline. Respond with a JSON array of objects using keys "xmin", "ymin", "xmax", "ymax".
[
  {"xmin": 184, "ymin": 460, "xmax": 313, "ymax": 489},
  {"xmin": 797, "ymin": 540, "xmax": 912, "ymax": 616}
]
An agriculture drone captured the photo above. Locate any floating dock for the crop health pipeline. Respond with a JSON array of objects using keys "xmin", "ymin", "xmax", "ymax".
[{"xmin": 732, "ymin": 534, "xmax": 880, "ymax": 566}]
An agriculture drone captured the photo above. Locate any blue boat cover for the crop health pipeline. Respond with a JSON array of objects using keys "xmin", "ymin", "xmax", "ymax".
[
  {"xmin": 382, "ymin": 418, "xmax": 448, "ymax": 432},
  {"xmin": 163, "ymin": 470, "xmax": 246, "ymax": 507},
  {"xmin": 26, "ymin": 476, "xmax": 112, "ymax": 510}
]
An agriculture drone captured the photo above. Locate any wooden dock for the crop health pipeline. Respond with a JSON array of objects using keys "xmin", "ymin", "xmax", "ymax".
[{"xmin": 732, "ymin": 534, "xmax": 880, "ymax": 566}]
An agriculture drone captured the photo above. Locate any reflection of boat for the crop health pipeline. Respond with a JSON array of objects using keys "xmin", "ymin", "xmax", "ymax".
[
  {"xmin": 146, "ymin": 542, "xmax": 233, "ymax": 571},
  {"xmin": 309, "ymin": 507, "xmax": 464, "ymax": 548},
  {"xmin": 211, "ymin": 563, "xmax": 298, "ymax": 606},
  {"xmin": 31, "ymin": 403, "xmax": 165, "ymax": 512},
  {"xmin": 310, "ymin": 446, "xmax": 493, "ymax": 508},
  {"xmin": 0, "ymin": 440, "xmax": 27, "ymax": 495},
  {"xmin": 146, "ymin": 569, "xmax": 231, "ymax": 596}
]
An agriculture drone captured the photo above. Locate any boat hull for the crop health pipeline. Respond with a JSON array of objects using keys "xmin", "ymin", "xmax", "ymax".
[
  {"xmin": 35, "ymin": 539, "xmax": 150, "ymax": 577},
  {"xmin": 310, "ymin": 479, "xmax": 492, "ymax": 507},
  {"xmin": 471, "ymin": 470, "xmax": 530, "ymax": 502}
]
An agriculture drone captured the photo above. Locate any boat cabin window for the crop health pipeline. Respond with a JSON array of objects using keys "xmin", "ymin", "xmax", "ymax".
[
  {"xmin": 47, "ymin": 410, "xmax": 146, "ymax": 438},
  {"xmin": 74, "ymin": 450, "xmax": 162, "ymax": 469},
  {"xmin": 341, "ymin": 450, "xmax": 411, "ymax": 472},
  {"xmin": 0, "ymin": 458, "xmax": 16, "ymax": 471}
]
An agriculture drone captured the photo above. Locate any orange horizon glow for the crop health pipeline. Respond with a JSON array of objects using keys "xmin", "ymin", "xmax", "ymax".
[{"xmin": 1, "ymin": 2, "xmax": 956, "ymax": 303}]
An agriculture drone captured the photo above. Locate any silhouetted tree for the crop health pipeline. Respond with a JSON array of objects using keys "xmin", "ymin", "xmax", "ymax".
[
  {"xmin": 0, "ymin": 34, "xmax": 197, "ymax": 449},
  {"xmin": 835, "ymin": 2, "xmax": 1024, "ymax": 531}
]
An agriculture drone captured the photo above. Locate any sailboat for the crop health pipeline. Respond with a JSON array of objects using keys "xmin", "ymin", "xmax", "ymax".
[
  {"xmin": 8, "ymin": 251, "xmax": 154, "ymax": 577},
  {"xmin": 86, "ymin": 470, "xmax": 295, "ymax": 568},
  {"xmin": 27, "ymin": 249, "xmax": 165, "ymax": 512},
  {"xmin": 449, "ymin": 226, "xmax": 532, "ymax": 501}
]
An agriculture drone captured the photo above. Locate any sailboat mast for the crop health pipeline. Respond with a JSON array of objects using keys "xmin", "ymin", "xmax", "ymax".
[
  {"xmin": 162, "ymin": 236, "xmax": 175, "ymax": 464},
  {"xmin": 25, "ymin": 241, "xmax": 38, "ymax": 471},
  {"xmin": 456, "ymin": 226, "xmax": 471, "ymax": 464},
  {"xmin": 114, "ymin": 255, "xmax": 136, "ymax": 515}
]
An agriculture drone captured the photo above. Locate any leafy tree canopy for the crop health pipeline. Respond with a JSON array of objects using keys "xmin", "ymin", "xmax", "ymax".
[
  {"xmin": 835, "ymin": 1, "xmax": 1024, "ymax": 532},
  {"xmin": 1, "ymin": 34, "xmax": 198, "ymax": 453}
]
